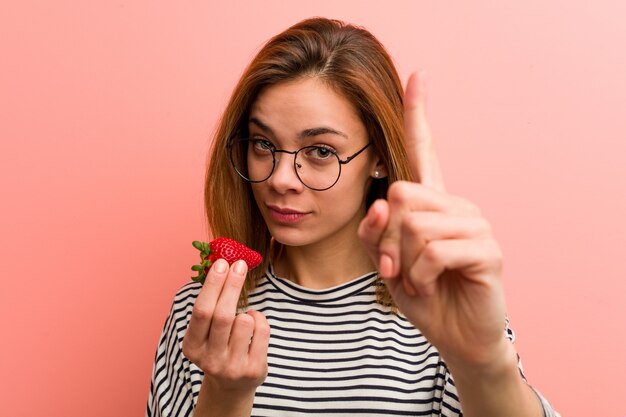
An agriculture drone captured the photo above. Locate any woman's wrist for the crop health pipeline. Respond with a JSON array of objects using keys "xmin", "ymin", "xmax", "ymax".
[
  {"xmin": 443, "ymin": 341, "xmax": 543, "ymax": 417},
  {"xmin": 193, "ymin": 377, "xmax": 257, "ymax": 417},
  {"xmin": 443, "ymin": 336, "xmax": 518, "ymax": 382}
]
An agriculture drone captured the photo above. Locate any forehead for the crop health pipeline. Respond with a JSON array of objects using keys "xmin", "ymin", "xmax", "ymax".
[{"xmin": 248, "ymin": 77, "xmax": 365, "ymax": 138}]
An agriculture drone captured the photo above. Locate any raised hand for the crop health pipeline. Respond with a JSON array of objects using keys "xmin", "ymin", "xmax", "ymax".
[
  {"xmin": 182, "ymin": 259, "xmax": 270, "ymax": 411},
  {"xmin": 358, "ymin": 71, "xmax": 510, "ymax": 369}
]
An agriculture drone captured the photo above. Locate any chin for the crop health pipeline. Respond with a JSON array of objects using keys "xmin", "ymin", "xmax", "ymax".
[{"xmin": 268, "ymin": 227, "xmax": 319, "ymax": 247}]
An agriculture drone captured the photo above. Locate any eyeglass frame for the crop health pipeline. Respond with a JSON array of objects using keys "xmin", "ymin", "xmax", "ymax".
[{"xmin": 227, "ymin": 135, "xmax": 373, "ymax": 191}]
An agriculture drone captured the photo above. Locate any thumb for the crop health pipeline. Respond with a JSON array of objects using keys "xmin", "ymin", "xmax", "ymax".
[{"xmin": 357, "ymin": 199, "xmax": 390, "ymax": 269}]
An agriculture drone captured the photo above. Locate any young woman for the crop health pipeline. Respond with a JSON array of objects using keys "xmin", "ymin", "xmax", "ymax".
[{"xmin": 147, "ymin": 17, "xmax": 560, "ymax": 417}]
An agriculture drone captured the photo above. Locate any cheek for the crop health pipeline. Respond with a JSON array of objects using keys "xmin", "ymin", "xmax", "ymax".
[
  {"xmin": 249, "ymin": 185, "xmax": 267, "ymax": 213},
  {"xmin": 321, "ymin": 175, "xmax": 370, "ymax": 214},
  {"xmin": 335, "ymin": 167, "xmax": 372, "ymax": 201}
]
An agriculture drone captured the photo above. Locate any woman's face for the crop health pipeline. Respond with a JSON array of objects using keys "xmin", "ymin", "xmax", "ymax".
[{"xmin": 247, "ymin": 77, "xmax": 379, "ymax": 250}]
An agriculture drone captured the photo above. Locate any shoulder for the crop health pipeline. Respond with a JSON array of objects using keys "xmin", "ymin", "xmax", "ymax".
[
  {"xmin": 164, "ymin": 281, "xmax": 203, "ymax": 330},
  {"xmin": 172, "ymin": 280, "xmax": 203, "ymax": 304}
]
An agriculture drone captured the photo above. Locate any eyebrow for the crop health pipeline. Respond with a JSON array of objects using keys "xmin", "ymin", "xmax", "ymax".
[{"xmin": 249, "ymin": 117, "xmax": 348, "ymax": 140}]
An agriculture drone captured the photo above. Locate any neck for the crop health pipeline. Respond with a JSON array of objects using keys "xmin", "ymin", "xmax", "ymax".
[{"xmin": 273, "ymin": 232, "xmax": 376, "ymax": 290}]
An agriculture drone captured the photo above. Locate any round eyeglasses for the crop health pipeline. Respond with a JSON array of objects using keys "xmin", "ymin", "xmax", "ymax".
[{"xmin": 228, "ymin": 138, "xmax": 372, "ymax": 191}]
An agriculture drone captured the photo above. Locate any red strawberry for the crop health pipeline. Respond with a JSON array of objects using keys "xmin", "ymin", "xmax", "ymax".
[{"xmin": 190, "ymin": 238, "xmax": 262, "ymax": 284}]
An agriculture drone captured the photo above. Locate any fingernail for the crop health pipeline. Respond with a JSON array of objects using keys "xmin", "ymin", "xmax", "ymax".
[
  {"xmin": 234, "ymin": 260, "xmax": 247, "ymax": 275},
  {"xmin": 367, "ymin": 205, "xmax": 378, "ymax": 226},
  {"xmin": 213, "ymin": 259, "xmax": 227, "ymax": 274},
  {"xmin": 380, "ymin": 254, "xmax": 393, "ymax": 278}
]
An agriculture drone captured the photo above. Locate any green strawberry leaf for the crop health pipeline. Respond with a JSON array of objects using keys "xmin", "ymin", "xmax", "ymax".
[
  {"xmin": 191, "ymin": 274, "xmax": 206, "ymax": 284},
  {"xmin": 192, "ymin": 241, "xmax": 203, "ymax": 251},
  {"xmin": 191, "ymin": 264, "xmax": 203, "ymax": 271}
]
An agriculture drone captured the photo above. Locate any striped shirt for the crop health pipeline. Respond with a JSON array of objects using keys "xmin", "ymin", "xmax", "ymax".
[{"xmin": 146, "ymin": 268, "xmax": 560, "ymax": 416}]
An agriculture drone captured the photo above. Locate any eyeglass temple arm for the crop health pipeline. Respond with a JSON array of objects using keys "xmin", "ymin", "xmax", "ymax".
[{"xmin": 339, "ymin": 142, "xmax": 372, "ymax": 164}]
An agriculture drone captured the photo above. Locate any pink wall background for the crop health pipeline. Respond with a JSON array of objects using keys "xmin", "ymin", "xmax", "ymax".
[{"xmin": 1, "ymin": 1, "xmax": 625, "ymax": 416}]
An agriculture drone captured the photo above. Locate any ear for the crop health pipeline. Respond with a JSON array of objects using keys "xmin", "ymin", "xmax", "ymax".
[{"xmin": 370, "ymin": 157, "xmax": 388, "ymax": 179}]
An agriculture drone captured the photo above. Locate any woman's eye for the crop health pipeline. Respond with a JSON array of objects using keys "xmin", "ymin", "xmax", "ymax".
[
  {"xmin": 251, "ymin": 139, "xmax": 273, "ymax": 152},
  {"xmin": 308, "ymin": 146, "xmax": 335, "ymax": 160}
]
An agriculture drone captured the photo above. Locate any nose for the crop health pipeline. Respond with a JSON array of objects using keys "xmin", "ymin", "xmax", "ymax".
[{"xmin": 266, "ymin": 151, "xmax": 305, "ymax": 193}]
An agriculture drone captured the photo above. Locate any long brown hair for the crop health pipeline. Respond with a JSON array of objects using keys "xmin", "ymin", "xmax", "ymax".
[{"xmin": 204, "ymin": 17, "xmax": 414, "ymax": 308}]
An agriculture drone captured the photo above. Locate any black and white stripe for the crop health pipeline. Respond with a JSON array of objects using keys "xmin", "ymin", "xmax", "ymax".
[{"xmin": 146, "ymin": 268, "xmax": 560, "ymax": 416}]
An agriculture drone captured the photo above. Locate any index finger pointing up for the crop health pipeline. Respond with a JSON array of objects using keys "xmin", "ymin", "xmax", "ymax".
[{"xmin": 404, "ymin": 70, "xmax": 446, "ymax": 192}]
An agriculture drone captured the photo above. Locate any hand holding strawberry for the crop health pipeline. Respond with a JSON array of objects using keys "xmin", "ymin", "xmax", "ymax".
[
  {"xmin": 183, "ymin": 256, "xmax": 270, "ymax": 413},
  {"xmin": 191, "ymin": 238, "xmax": 262, "ymax": 284}
]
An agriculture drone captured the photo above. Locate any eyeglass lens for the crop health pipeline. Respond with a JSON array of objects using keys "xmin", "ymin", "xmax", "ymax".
[{"xmin": 230, "ymin": 139, "xmax": 341, "ymax": 190}]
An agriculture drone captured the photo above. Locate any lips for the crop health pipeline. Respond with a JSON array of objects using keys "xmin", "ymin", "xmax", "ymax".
[
  {"xmin": 266, "ymin": 204, "xmax": 310, "ymax": 223},
  {"xmin": 267, "ymin": 205, "xmax": 306, "ymax": 215}
]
